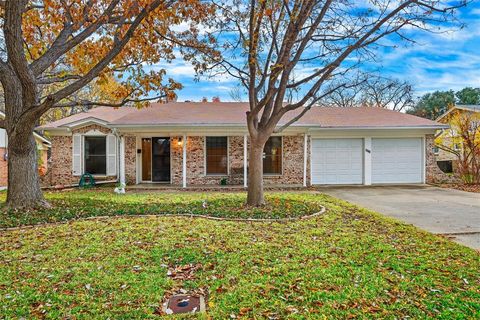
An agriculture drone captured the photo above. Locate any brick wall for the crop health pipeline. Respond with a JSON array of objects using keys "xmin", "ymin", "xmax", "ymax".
[
  {"xmin": 47, "ymin": 131, "xmax": 449, "ymax": 187},
  {"xmin": 47, "ymin": 132, "xmax": 309, "ymax": 187},
  {"xmin": 171, "ymin": 136, "xmax": 244, "ymax": 186},
  {"xmin": 48, "ymin": 125, "xmax": 118, "ymax": 187},
  {"xmin": 425, "ymin": 134, "xmax": 461, "ymax": 184},
  {"xmin": 263, "ymin": 135, "xmax": 305, "ymax": 185},
  {"xmin": 49, "ymin": 135, "xmax": 74, "ymax": 186},
  {"xmin": 169, "ymin": 135, "xmax": 305, "ymax": 186},
  {"xmin": 124, "ymin": 135, "xmax": 136, "ymax": 184},
  {"xmin": 170, "ymin": 136, "xmax": 183, "ymax": 185},
  {"xmin": 228, "ymin": 136, "xmax": 245, "ymax": 184},
  {"xmin": 436, "ymin": 136, "xmax": 458, "ymax": 161},
  {"xmin": 0, "ymin": 147, "xmax": 7, "ymax": 187}
]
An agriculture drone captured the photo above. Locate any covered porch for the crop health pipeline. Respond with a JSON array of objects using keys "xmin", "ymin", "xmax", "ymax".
[{"xmin": 116, "ymin": 132, "xmax": 310, "ymax": 188}]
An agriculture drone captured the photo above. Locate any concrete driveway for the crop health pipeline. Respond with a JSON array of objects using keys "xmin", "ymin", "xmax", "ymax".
[{"xmin": 320, "ymin": 185, "xmax": 480, "ymax": 250}]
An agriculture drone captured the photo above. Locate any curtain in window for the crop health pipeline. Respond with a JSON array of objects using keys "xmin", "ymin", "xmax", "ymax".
[
  {"xmin": 263, "ymin": 137, "xmax": 282, "ymax": 174},
  {"xmin": 84, "ymin": 136, "xmax": 107, "ymax": 175},
  {"xmin": 206, "ymin": 137, "xmax": 228, "ymax": 175}
]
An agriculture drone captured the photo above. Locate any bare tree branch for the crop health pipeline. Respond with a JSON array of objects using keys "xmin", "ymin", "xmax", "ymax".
[
  {"xmin": 37, "ymin": 74, "xmax": 83, "ymax": 85},
  {"xmin": 52, "ymin": 94, "xmax": 165, "ymax": 108}
]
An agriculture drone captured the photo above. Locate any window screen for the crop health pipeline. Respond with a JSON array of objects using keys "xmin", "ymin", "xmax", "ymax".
[
  {"xmin": 206, "ymin": 137, "xmax": 228, "ymax": 175},
  {"xmin": 263, "ymin": 136, "xmax": 282, "ymax": 174},
  {"xmin": 84, "ymin": 136, "xmax": 106, "ymax": 175},
  {"xmin": 437, "ymin": 160, "xmax": 453, "ymax": 174}
]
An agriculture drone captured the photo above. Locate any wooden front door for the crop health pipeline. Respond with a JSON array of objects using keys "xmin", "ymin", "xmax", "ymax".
[{"xmin": 141, "ymin": 138, "xmax": 152, "ymax": 181}]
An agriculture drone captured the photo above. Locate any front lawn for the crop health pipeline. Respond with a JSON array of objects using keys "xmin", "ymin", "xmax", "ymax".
[
  {"xmin": 0, "ymin": 190, "xmax": 323, "ymax": 228},
  {"xmin": 0, "ymin": 191, "xmax": 479, "ymax": 319}
]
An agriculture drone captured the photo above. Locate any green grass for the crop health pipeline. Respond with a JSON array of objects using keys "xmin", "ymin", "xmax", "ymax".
[
  {"xmin": 0, "ymin": 191, "xmax": 479, "ymax": 319},
  {"xmin": 0, "ymin": 190, "xmax": 323, "ymax": 228}
]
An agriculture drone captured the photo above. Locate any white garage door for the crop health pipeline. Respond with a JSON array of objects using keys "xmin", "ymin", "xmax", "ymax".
[
  {"xmin": 372, "ymin": 138, "xmax": 423, "ymax": 184},
  {"xmin": 311, "ymin": 138, "xmax": 363, "ymax": 184}
]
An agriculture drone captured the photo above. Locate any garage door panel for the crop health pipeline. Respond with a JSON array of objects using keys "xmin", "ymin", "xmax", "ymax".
[
  {"xmin": 311, "ymin": 138, "xmax": 363, "ymax": 185},
  {"xmin": 372, "ymin": 138, "xmax": 423, "ymax": 184}
]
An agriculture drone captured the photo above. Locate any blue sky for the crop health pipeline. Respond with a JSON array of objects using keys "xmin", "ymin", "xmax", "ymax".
[{"xmin": 158, "ymin": 1, "xmax": 480, "ymax": 102}]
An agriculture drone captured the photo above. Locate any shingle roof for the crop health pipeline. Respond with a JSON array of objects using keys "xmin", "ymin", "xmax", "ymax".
[
  {"xmin": 456, "ymin": 105, "xmax": 480, "ymax": 112},
  {"xmin": 40, "ymin": 106, "xmax": 135, "ymax": 129},
  {"xmin": 40, "ymin": 102, "xmax": 444, "ymax": 130},
  {"xmin": 436, "ymin": 104, "xmax": 480, "ymax": 122}
]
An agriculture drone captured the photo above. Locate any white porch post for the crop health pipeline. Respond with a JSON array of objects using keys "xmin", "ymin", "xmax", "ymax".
[
  {"xmin": 119, "ymin": 136, "xmax": 126, "ymax": 185},
  {"xmin": 182, "ymin": 135, "xmax": 187, "ymax": 188},
  {"xmin": 303, "ymin": 134, "xmax": 308, "ymax": 187},
  {"xmin": 364, "ymin": 137, "xmax": 372, "ymax": 185},
  {"xmin": 243, "ymin": 134, "xmax": 248, "ymax": 188}
]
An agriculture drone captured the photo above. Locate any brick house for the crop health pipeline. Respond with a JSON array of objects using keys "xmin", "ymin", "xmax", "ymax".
[
  {"xmin": 39, "ymin": 102, "xmax": 447, "ymax": 188},
  {"xmin": 0, "ymin": 111, "xmax": 51, "ymax": 188},
  {"xmin": 434, "ymin": 105, "xmax": 480, "ymax": 179}
]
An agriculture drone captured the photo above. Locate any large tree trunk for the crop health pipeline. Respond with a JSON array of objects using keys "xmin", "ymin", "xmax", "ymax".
[
  {"xmin": 246, "ymin": 140, "xmax": 266, "ymax": 206},
  {"xmin": 6, "ymin": 123, "xmax": 47, "ymax": 209}
]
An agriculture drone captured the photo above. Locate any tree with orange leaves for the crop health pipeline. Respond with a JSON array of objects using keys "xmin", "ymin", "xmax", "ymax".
[
  {"xmin": 435, "ymin": 110, "xmax": 480, "ymax": 184},
  {"xmin": 208, "ymin": 0, "xmax": 466, "ymax": 206},
  {"xmin": 0, "ymin": 0, "xmax": 215, "ymax": 208}
]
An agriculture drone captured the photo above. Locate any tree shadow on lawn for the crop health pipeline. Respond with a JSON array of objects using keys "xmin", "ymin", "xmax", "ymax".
[{"xmin": 0, "ymin": 190, "xmax": 326, "ymax": 228}]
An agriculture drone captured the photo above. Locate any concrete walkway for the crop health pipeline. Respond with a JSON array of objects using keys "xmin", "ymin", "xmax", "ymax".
[{"xmin": 319, "ymin": 185, "xmax": 480, "ymax": 250}]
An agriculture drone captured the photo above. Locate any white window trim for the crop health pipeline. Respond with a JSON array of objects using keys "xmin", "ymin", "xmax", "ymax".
[
  {"xmin": 204, "ymin": 136, "xmax": 230, "ymax": 176},
  {"xmin": 72, "ymin": 134, "xmax": 83, "ymax": 176}
]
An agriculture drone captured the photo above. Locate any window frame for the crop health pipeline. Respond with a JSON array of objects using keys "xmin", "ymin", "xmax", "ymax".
[
  {"xmin": 204, "ymin": 136, "xmax": 229, "ymax": 176},
  {"xmin": 83, "ymin": 135, "xmax": 108, "ymax": 176},
  {"xmin": 263, "ymin": 136, "xmax": 283, "ymax": 176}
]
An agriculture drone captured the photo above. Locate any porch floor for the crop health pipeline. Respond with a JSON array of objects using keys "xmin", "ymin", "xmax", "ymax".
[{"xmin": 128, "ymin": 184, "xmax": 305, "ymax": 191}]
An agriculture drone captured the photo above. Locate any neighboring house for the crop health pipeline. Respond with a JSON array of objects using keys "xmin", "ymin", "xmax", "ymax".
[
  {"xmin": 435, "ymin": 105, "xmax": 480, "ymax": 174},
  {"xmin": 0, "ymin": 111, "xmax": 51, "ymax": 187},
  {"xmin": 38, "ymin": 102, "xmax": 446, "ymax": 188}
]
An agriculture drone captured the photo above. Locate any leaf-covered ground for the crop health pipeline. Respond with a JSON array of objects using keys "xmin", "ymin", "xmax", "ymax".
[
  {"xmin": 0, "ymin": 190, "xmax": 323, "ymax": 228},
  {"xmin": 438, "ymin": 183, "xmax": 480, "ymax": 193},
  {"xmin": 0, "ymin": 191, "xmax": 478, "ymax": 319}
]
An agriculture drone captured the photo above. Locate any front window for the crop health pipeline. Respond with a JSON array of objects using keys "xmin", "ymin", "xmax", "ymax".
[
  {"xmin": 206, "ymin": 137, "xmax": 228, "ymax": 175},
  {"xmin": 84, "ymin": 136, "xmax": 106, "ymax": 175},
  {"xmin": 263, "ymin": 137, "xmax": 282, "ymax": 175}
]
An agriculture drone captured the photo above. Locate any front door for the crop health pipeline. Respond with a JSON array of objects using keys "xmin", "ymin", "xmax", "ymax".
[
  {"xmin": 141, "ymin": 138, "xmax": 152, "ymax": 181},
  {"xmin": 151, "ymin": 137, "xmax": 171, "ymax": 182}
]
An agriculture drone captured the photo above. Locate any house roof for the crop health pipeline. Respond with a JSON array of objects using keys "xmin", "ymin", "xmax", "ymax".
[
  {"xmin": 40, "ymin": 102, "xmax": 445, "ymax": 130},
  {"xmin": 436, "ymin": 104, "xmax": 480, "ymax": 122},
  {"xmin": 38, "ymin": 106, "xmax": 135, "ymax": 129}
]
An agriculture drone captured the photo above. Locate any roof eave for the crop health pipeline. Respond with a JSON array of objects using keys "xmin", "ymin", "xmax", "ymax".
[
  {"xmin": 110, "ymin": 123, "xmax": 448, "ymax": 130},
  {"xmin": 306, "ymin": 125, "xmax": 448, "ymax": 130}
]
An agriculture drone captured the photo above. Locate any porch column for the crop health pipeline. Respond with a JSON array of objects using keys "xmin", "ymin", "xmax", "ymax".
[
  {"xmin": 243, "ymin": 134, "xmax": 248, "ymax": 188},
  {"xmin": 303, "ymin": 134, "xmax": 308, "ymax": 187},
  {"xmin": 119, "ymin": 136, "xmax": 126, "ymax": 185},
  {"xmin": 364, "ymin": 137, "xmax": 372, "ymax": 185},
  {"xmin": 182, "ymin": 135, "xmax": 187, "ymax": 188}
]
